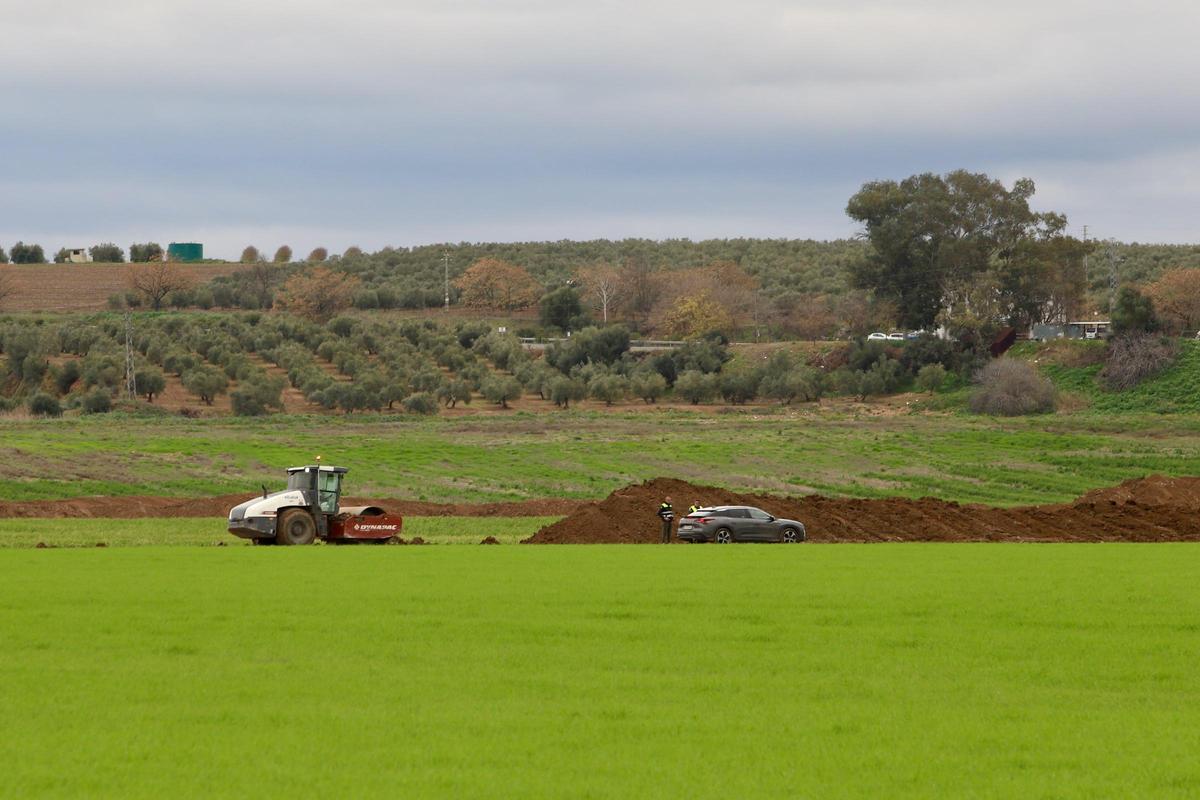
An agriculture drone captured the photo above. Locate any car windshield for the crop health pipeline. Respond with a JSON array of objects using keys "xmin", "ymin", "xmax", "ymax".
[{"xmin": 286, "ymin": 471, "xmax": 313, "ymax": 492}]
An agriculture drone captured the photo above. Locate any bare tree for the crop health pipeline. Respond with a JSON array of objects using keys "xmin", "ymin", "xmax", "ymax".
[
  {"xmin": 248, "ymin": 262, "xmax": 278, "ymax": 309},
  {"xmin": 577, "ymin": 263, "xmax": 623, "ymax": 324},
  {"xmin": 618, "ymin": 256, "xmax": 661, "ymax": 326},
  {"xmin": 126, "ymin": 261, "xmax": 194, "ymax": 310}
]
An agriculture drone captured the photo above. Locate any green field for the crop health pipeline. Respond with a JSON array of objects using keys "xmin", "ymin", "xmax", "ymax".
[
  {"xmin": 0, "ymin": 517, "xmax": 558, "ymax": 548},
  {"xmin": 5, "ymin": 409, "xmax": 1200, "ymax": 506},
  {"xmin": 1, "ymin": 545, "xmax": 1198, "ymax": 798}
]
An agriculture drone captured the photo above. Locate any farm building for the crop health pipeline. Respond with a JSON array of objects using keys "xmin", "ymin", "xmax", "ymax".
[
  {"xmin": 1030, "ymin": 320, "xmax": 1112, "ymax": 341},
  {"xmin": 167, "ymin": 242, "xmax": 204, "ymax": 262},
  {"xmin": 66, "ymin": 248, "xmax": 92, "ymax": 263}
]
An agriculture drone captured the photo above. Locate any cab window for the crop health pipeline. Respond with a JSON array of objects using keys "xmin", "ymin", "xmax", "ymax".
[{"xmin": 318, "ymin": 472, "xmax": 340, "ymax": 513}]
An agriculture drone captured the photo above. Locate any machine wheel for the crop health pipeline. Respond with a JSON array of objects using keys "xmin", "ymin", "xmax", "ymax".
[
  {"xmin": 276, "ymin": 509, "xmax": 317, "ymax": 546},
  {"xmin": 715, "ymin": 528, "xmax": 734, "ymax": 544},
  {"xmin": 781, "ymin": 528, "xmax": 801, "ymax": 543}
]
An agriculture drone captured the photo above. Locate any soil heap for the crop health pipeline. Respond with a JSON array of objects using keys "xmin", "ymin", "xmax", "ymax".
[{"xmin": 524, "ymin": 475, "xmax": 1200, "ymax": 544}]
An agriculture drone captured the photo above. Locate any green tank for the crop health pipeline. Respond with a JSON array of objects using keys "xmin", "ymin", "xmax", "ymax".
[{"xmin": 167, "ymin": 242, "xmax": 203, "ymax": 262}]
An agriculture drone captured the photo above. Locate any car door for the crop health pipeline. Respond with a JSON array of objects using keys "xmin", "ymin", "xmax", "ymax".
[
  {"xmin": 744, "ymin": 507, "xmax": 776, "ymax": 541},
  {"xmin": 715, "ymin": 508, "xmax": 748, "ymax": 541}
]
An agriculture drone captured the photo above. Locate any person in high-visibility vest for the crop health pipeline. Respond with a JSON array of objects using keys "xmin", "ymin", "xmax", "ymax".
[
  {"xmin": 658, "ymin": 497, "xmax": 674, "ymax": 543},
  {"xmin": 688, "ymin": 501, "xmax": 702, "ymax": 514}
]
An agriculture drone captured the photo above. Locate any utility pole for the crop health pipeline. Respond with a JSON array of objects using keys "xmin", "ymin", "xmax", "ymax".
[
  {"xmin": 123, "ymin": 311, "xmax": 136, "ymax": 400},
  {"xmin": 1081, "ymin": 225, "xmax": 1089, "ymax": 284},
  {"xmin": 442, "ymin": 251, "xmax": 450, "ymax": 311},
  {"xmin": 1106, "ymin": 241, "xmax": 1121, "ymax": 312}
]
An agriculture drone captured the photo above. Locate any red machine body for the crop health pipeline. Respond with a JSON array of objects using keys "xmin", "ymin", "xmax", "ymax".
[{"xmin": 327, "ymin": 506, "xmax": 404, "ymax": 542}]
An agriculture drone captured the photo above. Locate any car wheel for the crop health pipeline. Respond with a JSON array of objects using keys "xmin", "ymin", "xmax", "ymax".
[
  {"xmin": 781, "ymin": 528, "xmax": 801, "ymax": 543},
  {"xmin": 715, "ymin": 528, "xmax": 734, "ymax": 544}
]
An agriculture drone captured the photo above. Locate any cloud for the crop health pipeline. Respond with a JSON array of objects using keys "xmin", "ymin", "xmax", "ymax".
[{"xmin": 1, "ymin": 0, "xmax": 1197, "ymax": 256}]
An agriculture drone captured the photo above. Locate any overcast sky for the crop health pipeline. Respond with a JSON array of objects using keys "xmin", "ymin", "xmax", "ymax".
[{"xmin": 1, "ymin": 0, "xmax": 1196, "ymax": 258}]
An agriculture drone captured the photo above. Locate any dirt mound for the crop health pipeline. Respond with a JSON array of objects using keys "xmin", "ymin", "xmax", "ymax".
[
  {"xmin": 0, "ymin": 494, "xmax": 584, "ymax": 519},
  {"xmin": 525, "ymin": 476, "xmax": 1200, "ymax": 544},
  {"xmin": 1074, "ymin": 475, "xmax": 1200, "ymax": 509},
  {"xmin": 480, "ymin": 536, "xmax": 501, "ymax": 545}
]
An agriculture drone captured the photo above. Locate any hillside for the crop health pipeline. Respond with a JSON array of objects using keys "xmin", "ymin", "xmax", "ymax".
[{"xmin": 1027, "ymin": 339, "xmax": 1200, "ymax": 414}]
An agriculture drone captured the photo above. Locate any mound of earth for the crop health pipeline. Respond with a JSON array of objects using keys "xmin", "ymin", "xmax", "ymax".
[
  {"xmin": 0, "ymin": 494, "xmax": 584, "ymax": 519},
  {"xmin": 1074, "ymin": 475, "xmax": 1200, "ymax": 509},
  {"xmin": 524, "ymin": 476, "xmax": 1200, "ymax": 544}
]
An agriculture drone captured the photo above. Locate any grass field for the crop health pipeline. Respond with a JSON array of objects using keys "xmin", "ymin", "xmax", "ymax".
[
  {"xmin": 5, "ymin": 409, "xmax": 1200, "ymax": 506},
  {"xmin": 0, "ymin": 517, "xmax": 559, "ymax": 548},
  {"xmin": 2, "ymin": 545, "xmax": 1198, "ymax": 798}
]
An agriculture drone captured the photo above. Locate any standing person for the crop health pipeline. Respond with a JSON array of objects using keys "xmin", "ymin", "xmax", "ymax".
[{"xmin": 658, "ymin": 496, "xmax": 674, "ymax": 543}]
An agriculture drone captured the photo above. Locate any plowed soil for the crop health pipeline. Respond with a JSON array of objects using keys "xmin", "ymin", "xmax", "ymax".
[
  {"xmin": 0, "ymin": 494, "xmax": 583, "ymax": 519},
  {"xmin": 1, "ymin": 262, "xmax": 247, "ymax": 312},
  {"xmin": 524, "ymin": 475, "xmax": 1200, "ymax": 543}
]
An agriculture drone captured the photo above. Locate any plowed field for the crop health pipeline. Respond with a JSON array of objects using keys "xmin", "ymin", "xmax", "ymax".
[{"xmin": 1, "ymin": 262, "xmax": 246, "ymax": 311}]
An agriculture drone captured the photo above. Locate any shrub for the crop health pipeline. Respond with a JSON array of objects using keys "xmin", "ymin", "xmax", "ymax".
[
  {"xmin": 437, "ymin": 379, "xmax": 472, "ymax": 408},
  {"xmin": 53, "ymin": 360, "xmax": 81, "ymax": 394},
  {"xmin": 403, "ymin": 391, "xmax": 440, "ymax": 415},
  {"xmin": 28, "ymin": 392, "xmax": 62, "ymax": 417},
  {"xmin": 481, "ymin": 376, "xmax": 522, "ymax": 409},
  {"xmin": 545, "ymin": 325, "xmax": 630, "ymax": 372},
  {"xmin": 182, "ymin": 366, "xmax": 229, "ymax": 405},
  {"xmin": 82, "ymin": 388, "xmax": 112, "ymax": 414},
  {"xmin": 675, "ymin": 370, "xmax": 718, "ymax": 404},
  {"xmin": 630, "ymin": 371, "xmax": 667, "ymax": 404},
  {"xmin": 134, "ymin": 367, "xmax": 166, "ymax": 401},
  {"xmin": 548, "ymin": 376, "xmax": 586, "ymax": 408},
  {"xmin": 1111, "ymin": 287, "xmax": 1159, "ymax": 335},
  {"xmin": 969, "ymin": 359, "xmax": 1056, "ymax": 416},
  {"xmin": 539, "ymin": 286, "xmax": 584, "ymax": 331},
  {"xmin": 230, "ymin": 377, "xmax": 285, "ymax": 416},
  {"xmin": 588, "ymin": 374, "xmax": 629, "ymax": 406},
  {"xmin": 163, "ymin": 350, "xmax": 199, "ymax": 376},
  {"xmin": 719, "ymin": 369, "xmax": 760, "ymax": 404},
  {"xmin": 1099, "ymin": 334, "xmax": 1179, "ymax": 391},
  {"xmin": 915, "ymin": 364, "xmax": 947, "ymax": 394},
  {"xmin": 761, "ymin": 366, "xmax": 823, "ymax": 404},
  {"xmin": 353, "ymin": 289, "xmax": 380, "ymax": 310}
]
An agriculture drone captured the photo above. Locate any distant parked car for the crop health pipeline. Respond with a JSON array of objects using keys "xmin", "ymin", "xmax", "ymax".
[
  {"xmin": 886, "ymin": 332, "xmax": 905, "ymax": 341},
  {"xmin": 904, "ymin": 331, "xmax": 925, "ymax": 340},
  {"xmin": 676, "ymin": 506, "xmax": 806, "ymax": 543},
  {"xmin": 867, "ymin": 332, "xmax": 888, "ymax": 341}
]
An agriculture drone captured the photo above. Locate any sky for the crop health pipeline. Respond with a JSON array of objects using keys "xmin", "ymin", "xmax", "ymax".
[{"xmin": 1, "ymin": 0, "xmax": 1197, "ymax": 259}]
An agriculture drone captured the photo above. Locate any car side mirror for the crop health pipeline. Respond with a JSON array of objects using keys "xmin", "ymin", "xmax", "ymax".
[{"xmin": 768, "ymin": 515, "xmax": 775, "ymax": 522}]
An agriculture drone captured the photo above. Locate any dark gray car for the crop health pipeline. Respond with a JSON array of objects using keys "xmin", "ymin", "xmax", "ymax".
[{"xmin": 676, "ymin": 506, "xmax": 806, "ymax": 543}]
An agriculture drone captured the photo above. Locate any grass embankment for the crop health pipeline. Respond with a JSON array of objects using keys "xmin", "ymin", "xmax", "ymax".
[
  {"xmin": 1034, "ymin": 339, "xmax": 1200, "ymax": 414},
  {"xmin": 2, "ymin": 546, "xmax": 1198, "ymax": 797},
  {"xmin": 0, "ymin": 517, "xmax": 559, "ymax": 548},
  {"xmin": 5, "ymin": 411, "xmax": 1200, "ymax": 506}
]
